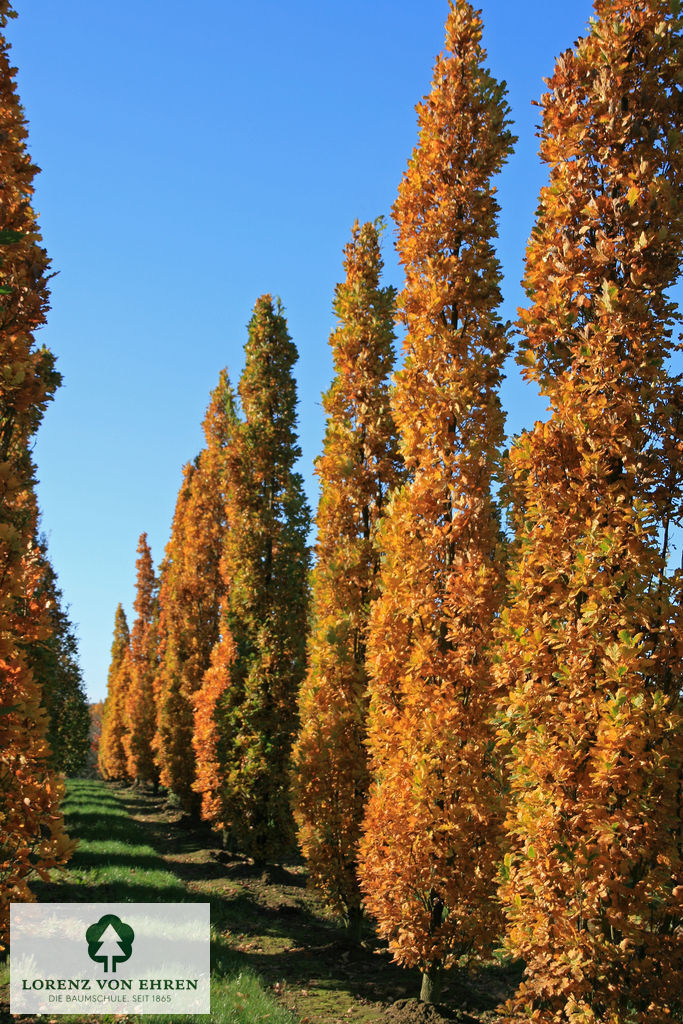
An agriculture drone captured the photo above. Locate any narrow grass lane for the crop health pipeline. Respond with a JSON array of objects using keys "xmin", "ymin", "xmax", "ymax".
[{"xmin": 1, "ymin": 779, "xmax": 296, "ymax": 1024}]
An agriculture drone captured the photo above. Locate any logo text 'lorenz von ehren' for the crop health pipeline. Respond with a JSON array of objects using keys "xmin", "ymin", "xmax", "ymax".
[{"xmin": 85, "ymin": 914, "xmax": 135, "ymax": 973}]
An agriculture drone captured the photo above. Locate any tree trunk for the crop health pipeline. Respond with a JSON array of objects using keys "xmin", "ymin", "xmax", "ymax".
[
  {"xmin": 346, "ymin": 905, "xmax": 363, "ymax": 944},
  {"xmin": 419, "ymin": 964, "xmax": 443, "ymax": 1004}
]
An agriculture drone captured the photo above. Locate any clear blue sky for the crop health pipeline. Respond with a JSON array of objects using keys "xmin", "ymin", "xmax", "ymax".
[{"xmin": 6, "ymin": 1, "xmax": 677, "ymax": 701}]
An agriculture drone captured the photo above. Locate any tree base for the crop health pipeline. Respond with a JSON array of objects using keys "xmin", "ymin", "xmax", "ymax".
[{"xmin": 419, "ymin": 965, "xmax": 443, "ymax": 1004}]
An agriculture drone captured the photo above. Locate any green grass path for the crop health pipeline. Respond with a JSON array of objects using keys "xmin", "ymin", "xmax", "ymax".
[{"xmin": 3, "ymin": 778, "xmax": 296, "ymax": 1024}]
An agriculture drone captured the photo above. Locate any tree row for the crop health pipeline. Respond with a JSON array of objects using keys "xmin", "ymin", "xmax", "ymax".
[
  {"xmin": 0, "ymin": 0, "xmax": 90, "ymax": 952},
  {"xmin": 100, "ymin": 0, "xmax": 682, "ymax": 1019}
]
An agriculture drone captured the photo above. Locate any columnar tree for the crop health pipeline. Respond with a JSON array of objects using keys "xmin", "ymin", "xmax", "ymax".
[
  {"xmin": 0, "ymin": 0, "xmax": 72, "ymax": 945},
  {"xmin": 495, "ymin": 2, "xmax": 683, "ymax": 1021},
  {"xmin": 99, "ymin": 603, "xmax": 131, "ymax": 781},
  {"xmin": 292, "ymin": 220, "xmax": 402, "ymax": 937},
  {"xmin": 87, "ymin": 700, "xmax": 104, "ymax": 775},
  {"xmin": 194, "ymin": 296, "xmax": 310, "ymax": 865},
  {"xmin": 155, "ymin": 371, "xmax": 238, "ymax": 811},
  {"xmin": 28, "ymin": 544, "xmax": 90, "ymax": 775},
  {"xmin": 123, "ymin": 534, "xmax": 159, "ymax": 788},
  {"xmin": 154, "ymin": 461, "xmax": 195, "ymax": 800},
  {"xmin": 193, "ymin": 612, "xmax": 237, "ymax": 836},
  {"xmin": 357, "ymin": 1, "xmax": 515, "ymax": 1002}
]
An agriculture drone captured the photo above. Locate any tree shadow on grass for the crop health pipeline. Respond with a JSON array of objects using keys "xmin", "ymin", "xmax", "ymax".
[
  {"xmin": 63, "ymin": 779, "xmax": 121, "ymax": 800},
  {"xmin": 32, "ymin": 875, "xmax": 189, "ymax": 904},
  {"xmin": 207, "ymin": 888, "xmax": 331, "ymax": 944},
  {"xmin": 68, "ymin": 850, "xmax": 172, "ymax": 873},
  {"xmin": 33, "ymin": 781, "xmax": 188, "ymax": 905},
  {"xmin": 59, "ymin": 813, "xmax": 151, "ymax": 847}
]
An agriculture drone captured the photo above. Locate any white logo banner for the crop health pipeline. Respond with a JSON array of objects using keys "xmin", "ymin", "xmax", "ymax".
[{"xmin": 10, "ymin": 902, "xmax": 210, "ymax": 1015}]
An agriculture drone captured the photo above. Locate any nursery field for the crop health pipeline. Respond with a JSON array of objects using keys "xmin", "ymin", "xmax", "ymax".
[{"xmin": 0, "ymin": 780, "xmax": 521, "ymax": 1024}]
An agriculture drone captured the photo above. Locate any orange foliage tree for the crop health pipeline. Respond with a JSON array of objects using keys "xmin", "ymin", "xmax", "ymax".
[
  {"xmin": 357, "ymin": 1, "xmax": 515, "ymax": 1002},
  {"xmin": 122, "ymin": 534, "xmax": 159, "ymax": 789},
  {"xmin": 87, "ymin": 700, "xmax": 104, "ymax": 775},
  {"xmin": 0, "ymin": 0, "xmax": 73, "ymax": 946},
  {"xmin": 99, "ymin": 603, "xmax": 131, "ymax": 781},
  {"xmin": 28, "ymin": 543, "xmax": 90, "ymax": 776},
  {"xmin": 292, "ymin": 220, "xmax": 402, "ymax": 937},
  {"xmin": 155, "ymin": 371, "xmax": 238, "ymax": 812},
  {"xmin": 194, "ymin": 296, "xmax": 310, "ymax": 865},
  {"xmin": 494, "ymin": 2, "xmax": 683, "ymax": 1021}
]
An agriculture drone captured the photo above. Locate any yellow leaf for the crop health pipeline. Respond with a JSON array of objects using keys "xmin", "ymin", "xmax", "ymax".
[{"xmin": 627, "ymin": 185, "xmax": 640, "ymax": 207}]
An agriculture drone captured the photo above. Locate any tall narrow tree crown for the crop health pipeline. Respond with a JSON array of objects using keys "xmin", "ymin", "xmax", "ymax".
[
  {"xmin": 358, "ymin": 0, "xmax": 515, "ymax": 996},
  {"xmin": 122, "ymin": 534, "xmax": 159, "ymax": 787},
  {"xmin": 194, "ymin": 296, "xmax": 310, "ymax": 863},
  {"xmin": 495, "ymin": 1, "xmax": 683, "ymax": 1020},
  {"xmin": 155, "ymin": 371, "xmax": 238, "ymax": 810},
  {"xmin": 0, "ymin": 0, "xmax": 71, "ymax": 945},
  {"xmin": 293, "ymin": 220, "xmax": 402, "ymax": 929},
  {"xmin": 99, "ymin": 604, "xmax": 131, "ymax": 781}
]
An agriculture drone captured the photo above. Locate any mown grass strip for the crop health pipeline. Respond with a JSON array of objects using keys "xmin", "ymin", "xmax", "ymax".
[{"xmin": 7, "ymin": 778, "xmax": 296, "ymax": 1024}]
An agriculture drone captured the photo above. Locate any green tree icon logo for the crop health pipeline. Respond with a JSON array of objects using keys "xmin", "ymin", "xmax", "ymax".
[{"xmin": 85, "ymin": 914, "xmax": 135, "ymax": 973}]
